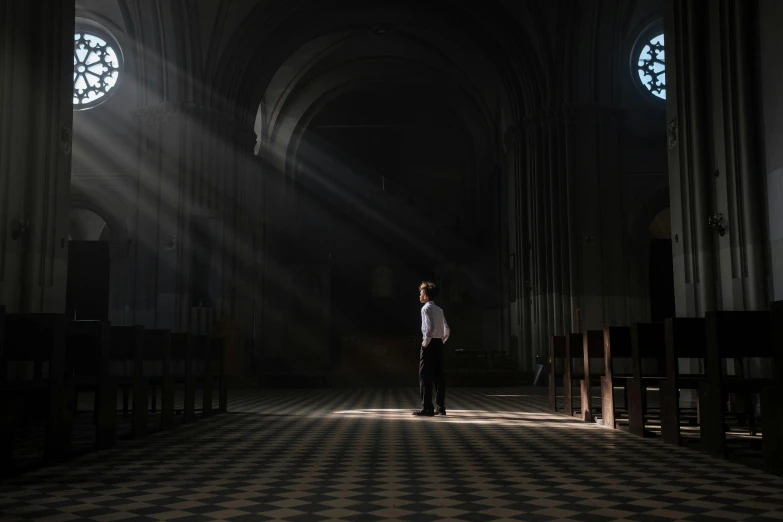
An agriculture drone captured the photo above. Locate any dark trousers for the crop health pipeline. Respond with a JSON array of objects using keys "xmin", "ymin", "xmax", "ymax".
[{"xmin": 419, "ymin": 339, "xmax": 445, "ymax": 411}]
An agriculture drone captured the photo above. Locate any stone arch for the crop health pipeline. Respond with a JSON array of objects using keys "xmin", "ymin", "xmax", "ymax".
[
  {"xmin": 70, "ymin": 188, "xmax": 132, "ymax": 324},
  {"xmin": 627, "ymin": 181, "xmax": 671, "ymax": 246},
  {"xmin": 70, "ymin": 189, "xmax": 130, "ymax": 247},
  {"xmin": 623, "ymin": 181, "xmax": 672, "ymax": 323},
  {"xmin": 278, "ymin": 66, "xmax": 493, "ymax": 181},
  {"xmin": 252, "ymin": 27, "xmax": 500, "ymax": 176},
  {"xmin": 211, "ymin": 1, "xmax": 537, "ymax": 125}
]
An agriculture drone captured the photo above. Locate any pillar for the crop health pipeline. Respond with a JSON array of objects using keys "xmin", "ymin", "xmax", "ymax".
[
  {"xmin": 664, "ymin": 0, "xmax": 768, "ymax": 315},
  {"xmin": 0, "ymin": 0, "xmax": 75, "ymax": 312}
]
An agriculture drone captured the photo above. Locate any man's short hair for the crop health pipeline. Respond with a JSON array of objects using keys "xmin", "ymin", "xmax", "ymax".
[{"xmin": 419, "ymin": 281, "xmax": 439, "ymax": 299}]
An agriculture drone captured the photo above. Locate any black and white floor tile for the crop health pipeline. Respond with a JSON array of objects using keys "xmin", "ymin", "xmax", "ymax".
[{"xmin": 1, "ymin": 387, "xmax": 782, "ymax": 521}]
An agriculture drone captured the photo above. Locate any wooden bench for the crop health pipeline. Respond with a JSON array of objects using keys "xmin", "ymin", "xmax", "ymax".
[
  {"xmin": 1, "ymin": 314, "xmax": 70, "ymax": 464},
  {"xmin": 661, "ymin": 318, "xmax": 707, "ymax": 445},
  {"xmin": 205, "ymin": 337, "xmax": 227, "ymax": 416},
  {"xmin": 0, "ymin": 306, "xmax": 5, "ymax": 359},
  {"xmin": 702, "ymin": 311, "xmax": 775, "ymax": 461},
  {"xmin": 143, "ymin": 330, "xmax": 174, "ymax": 430},
  {"xmin": 763, "ymin": 301, "xmax": 783, "ymax": 474},
  {"xmin": 171, "ymin": 333, "xmax": 197, "ymax": 423},
  {"xmin": 600, "ymin": 326, "xmax": 632, "ymax": 430},
  {"xmin": 628, "ymin": 322, "xmax": 667, "ymax": 437},
  {"xmin": 549, "ymin": 335, "xmax": 566, "ymax": 412},
  {"xmin": 559, "ymin": 333, "xmax": 582, "ymax": 417},
  {"xmin": 601, "ymin": 324, "xmax": 667, "ymax": 435},
  {"xmin": 555, "ymin": 332, "xmax": 602, "ymax": 420},
  {"xmin": 581, "ymin": 330, "xmax": 605, "ymax": 422},
  {"xmin": 110, "ymin": 325, "xmax": 147, "ymax": 438},
  {"xmin": 66, "ymin": 320, "xmax": 115, "ymax": 448}
]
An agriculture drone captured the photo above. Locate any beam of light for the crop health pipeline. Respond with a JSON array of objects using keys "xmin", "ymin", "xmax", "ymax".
[
  {"xmin": 330, "ymin": 408, "xmax": 604, "ymax": 428},
  {"xmin": 70, "ymin": 29, "xmax": 504, "ymax": 338}
]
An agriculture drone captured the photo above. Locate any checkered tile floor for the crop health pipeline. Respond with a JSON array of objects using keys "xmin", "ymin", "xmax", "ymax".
[{"xmin": 2, "ymin": 387, "xmax": 783, "ymax": 521}]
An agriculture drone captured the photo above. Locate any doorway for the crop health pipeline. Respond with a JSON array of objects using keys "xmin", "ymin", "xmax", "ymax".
[
  {"xmin": 66, "ymin": 209, "xmax": 111, "ymax": 321},
  {"xmin": 648, "ymin": 208, "xmax": 675, "ymax": 322}
]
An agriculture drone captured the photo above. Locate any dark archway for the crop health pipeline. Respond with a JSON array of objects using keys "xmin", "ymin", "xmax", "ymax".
[
  {"xmin": 648, "ymin": 208, "xmax": 675, "ymax": 322},
  {"xmin": 67, "ymin": 208, "xmax": 111, "ymax": 321}
]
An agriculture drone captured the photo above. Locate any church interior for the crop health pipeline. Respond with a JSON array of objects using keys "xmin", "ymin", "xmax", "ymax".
[{"xmin": 2, "ymin": 0, "xmax": 783, "ymax": 520}]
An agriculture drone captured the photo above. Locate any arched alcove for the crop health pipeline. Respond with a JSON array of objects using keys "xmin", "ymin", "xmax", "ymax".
[
  {"xmin": 70, "ymin": 208, "xmax": 111, "ymax": 241},
  {"xmin": 66, "ymin": 208, "xmax": 111, "ymax": 321}
]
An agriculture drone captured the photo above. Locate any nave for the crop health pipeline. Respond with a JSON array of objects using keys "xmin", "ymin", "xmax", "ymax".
[{"xmin": 2, "ymin": 388, "xmax": 782, "ymax": 522}]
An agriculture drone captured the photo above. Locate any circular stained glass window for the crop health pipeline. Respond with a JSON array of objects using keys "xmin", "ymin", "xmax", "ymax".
[
  {"xmin": 636, "ymin": 33, "xmax": 666, "ymax": 100},
  {"xmin": 73, "ymin": 32, "xmax": 121, "ymax": 109}
]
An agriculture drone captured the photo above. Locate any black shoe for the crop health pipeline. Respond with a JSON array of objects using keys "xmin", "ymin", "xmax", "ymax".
[
  {"xmin": 435, "ymin": 407, "xmax": 447, "ymax": 416},
  {"xmin": 412, "ymin": 409, "xmax": 434, "ymax": 417}
]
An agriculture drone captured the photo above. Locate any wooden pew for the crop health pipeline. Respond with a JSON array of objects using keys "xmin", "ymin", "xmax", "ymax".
[
  {"xmin": 66, "ymin": 320, "xmax": 115, "ymax": 448},
  {"xmin": 600, "ymin": 327, "xmax": 632, "ymax": 430},
  {"xmin": 205, "ymin": 337, "xmax": 227, "ymax": 416},
  {"xmin": 581, "ymin": 330, "xmax": 605, "ymax": 422},
  {"xmin": 0, "ymin": 306, "xmax": 5, "ymax": 359},
  {"xmin": 549, "ymin": 335, "xmax": 566, "ymax": 412},
  {"xmin": 143, "ymin": 330, "xmax": 174, "ymax": 430},
  {"xmin": 190, "ymin": 335, "xmax": 210, "ymax": 420},
  {"xmin": 702, "ymin": 311, "xmax": 774, "ymax": 460},
  {"xmin": 763, "ymin": 301, "xmax": 783, "ymax": 474},
  {"xmin": 212, "ymin": 338, "xmax": 228, "ymax": 413},
  {"xmin": 191, "ymin": 336, "xmax": 227, "ymax": 418},
  {"xmin": 661, "ymin": 318, "xmax": 706, "ymax": 445},
  {"xmin": 1, "ymin": 314, "xmax": 70, "ymax": 464},
  {"xmin": 110, "ymin": 326, "xmax": 147, "ymax": 438},
  {"xmin": 562, "ymin": 333, "xmax": 582, "ymax": 417},
  {"xmin": 628, "ymin": 322, "xmax": 666, "ymax": 437},
  {"xmin": 171, "ymin": 333, "xmax": 196, "ymax": 423}
]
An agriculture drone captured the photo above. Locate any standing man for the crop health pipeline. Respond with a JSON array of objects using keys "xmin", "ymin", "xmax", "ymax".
[{"xmin": 413, "ymin": 281, "xmax": 450, "ymax": 417}]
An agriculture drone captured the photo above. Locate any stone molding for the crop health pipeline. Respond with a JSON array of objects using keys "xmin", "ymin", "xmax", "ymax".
[
  {"xmin": 521, "ymin": 103, "xmax": 628, "ymax": 131},
  {"xmin": 131, "ymin": 103, "xmax": 236, "ymax": 128}
]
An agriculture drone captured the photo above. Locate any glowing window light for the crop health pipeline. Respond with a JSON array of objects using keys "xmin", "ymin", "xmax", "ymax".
[
  {"xmin": 73, "ymin": 32, "xmax": 120, "ymax": 109},
  {"xmin": 637, "ymin": 33, "xmax": 666, "ymax": 100}
]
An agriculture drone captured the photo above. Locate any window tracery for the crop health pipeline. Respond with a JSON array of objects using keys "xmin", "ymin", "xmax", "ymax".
[
  {"xmin": 73, "ymin": 31, "xmax": 121, "ymax": 109},
  {"xmin": 637, "ymin": 33, "xmax": 666, "ymax": 100}
]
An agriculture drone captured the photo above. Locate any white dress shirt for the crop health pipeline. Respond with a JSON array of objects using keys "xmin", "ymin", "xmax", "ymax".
[{"xmin": 421, "ymin": 301, "xmax": 450, "ymax": 347}]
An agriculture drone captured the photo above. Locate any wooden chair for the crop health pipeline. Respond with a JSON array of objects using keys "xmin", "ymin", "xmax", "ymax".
[
  {"xmin": 549, "ymin": 335, "xmax": 567, "ymax": 412},
  {"xmin": 0, "ymin": 314, "xmax": 70, "ymax": 464},
  {"xmin": 661, "ymin": 318, "xmax": 707, "ymax": 445},
  {"xmin": 66, "ymin": 320, "xmax": 115, "ymax": 448},
  {"xmin": 143, "ymin": 330, "xmax": 174, "ymax": 430},
  {"xmin": 110, "ymin": 325, "xmax": 147, "ymax": 438}
]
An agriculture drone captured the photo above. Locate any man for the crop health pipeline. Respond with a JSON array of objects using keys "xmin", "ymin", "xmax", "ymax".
[{"xmin": 413, "ymin": 281, "xmax": 450, "ymax": 417}]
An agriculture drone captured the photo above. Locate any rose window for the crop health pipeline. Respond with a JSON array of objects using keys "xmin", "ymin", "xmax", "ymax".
[
  {"xmin": 636, "ymin": 33, "xmax": 666, "ymax": 100},
  {"xmin": 73, "ymin": 32, "xmax": 121, "ymax": 109}
]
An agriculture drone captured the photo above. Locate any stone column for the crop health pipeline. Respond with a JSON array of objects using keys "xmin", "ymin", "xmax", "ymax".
[
  {"xmin": 664, "ymin": 0, "xmax": 768, "ymax": 314},
  {"xmin": 563, "ymin": 104, "xmax": 629, "ymax": 331},
  {"xmin": 0, "ymin": 0, "xmax": 74, "ymax": 312},
  {"xmin": 759, "ymin": 0, "xmax": 783, "ymax": 302},
  {"xmin": 513, "ymin": 104, "xmax": 630, "ymax": 364}
]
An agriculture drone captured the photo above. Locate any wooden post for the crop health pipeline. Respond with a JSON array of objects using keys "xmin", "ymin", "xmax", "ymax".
[
  {"xmin": 581, "ymin": 331, "xmax": 593, "ymax": 422},
  {"xmin": 549, "ymin": 337, "xmax": 557, "ymax": 412},
  {"xmin": 601, "ymin": 329, "xmax": 615, "ymax": 429}
]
